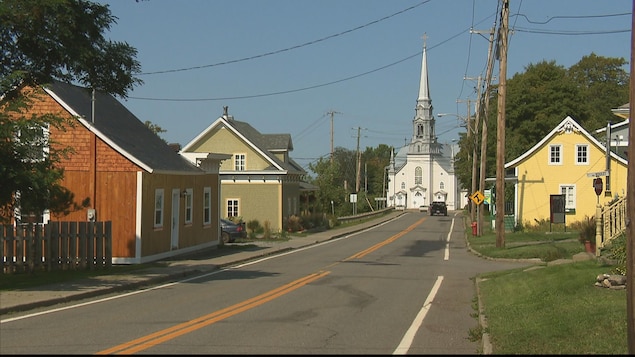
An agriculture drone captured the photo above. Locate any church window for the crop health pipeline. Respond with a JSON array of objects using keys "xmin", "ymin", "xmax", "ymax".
[
  {"xmin": 415, "ymin": 167, "xmax": 422, "ymax": 184},
  {"xmin": 401, "ymin": 182, "xmax": 405, "ymax": 190},
  {"xmin": 440, "ymin": 182, "xmax": 445, "ymax": 190},
  {"xmin": 417, "ymin": 124, "xmax": 423, "ymax": 137}
]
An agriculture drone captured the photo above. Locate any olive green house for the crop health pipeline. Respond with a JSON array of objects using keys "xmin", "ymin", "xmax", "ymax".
[{"xmin": 179, "ymin": 107, "xmax": 310, "ymax": 231}]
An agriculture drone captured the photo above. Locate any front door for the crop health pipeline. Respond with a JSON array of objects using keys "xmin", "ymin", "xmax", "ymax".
[{"xmin": 171, "ymin": 189, "xmax": 180, "ymax": 249}]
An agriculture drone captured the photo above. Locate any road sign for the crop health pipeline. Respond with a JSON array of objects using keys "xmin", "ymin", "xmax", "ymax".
[
  {"xmin": 586, "ymin": 170, "xmax": 609, "ymax": 178},
  {"xmin": 469, "ymin": 191, "xmax": 484, "ymax": 205},
  {"xmin": 593, "ymin": 178, "xmax": 603, "ymax": 196}
]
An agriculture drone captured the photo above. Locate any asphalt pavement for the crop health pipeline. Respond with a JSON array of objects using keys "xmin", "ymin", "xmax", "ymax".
[{"xmin": 1, "ymin": 211, "xmax": 406, "ymax": 316}]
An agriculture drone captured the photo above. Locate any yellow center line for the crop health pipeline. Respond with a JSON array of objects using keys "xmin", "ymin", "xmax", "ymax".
[
  {"xmin": 97, "ymin": 216, "xmax": 423, "ymax": 354},
  {"xmin": 96, "ymin": 270, "xmax": 330, "ymax": 355},
  {"xmin": 344, "ymin": 217, "xmax": 426, "ymax": 260}
]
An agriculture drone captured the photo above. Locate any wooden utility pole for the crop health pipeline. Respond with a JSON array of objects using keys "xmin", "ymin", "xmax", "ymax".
[
  {"xmin": 477, "ymin": 24, "xmax": 497, "ymax": 236},
  {"xmin": 355, "ymin": 126, "xmax": 362, "ymax": 193},
  {"xmin": 458, "ymin": 98, "xmax": 475, "ymax": 222},
  {"xmin": 495, "ymin": 0, "xmax": 509, "ymax": 248},
  {"xmin": 327, "ymin": 110, "xmax": 341, "ymax": 163},
  {"xmin": 626, "ymin": 1, "xmax": 634, "ymax": 352}
]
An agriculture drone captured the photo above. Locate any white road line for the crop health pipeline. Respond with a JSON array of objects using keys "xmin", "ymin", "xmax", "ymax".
[
  {"xmin": 444, "ymin": 217, "xmax": 455, "ymax": 261},
  {"xmin": 393, "ymin": 275, "xmax": 444, "ymax": 355}
]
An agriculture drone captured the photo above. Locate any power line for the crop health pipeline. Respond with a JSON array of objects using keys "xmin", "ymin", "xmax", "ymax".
[{"xmin": 138, "ymin": 1, "xmax": 432, "ymax": 76}]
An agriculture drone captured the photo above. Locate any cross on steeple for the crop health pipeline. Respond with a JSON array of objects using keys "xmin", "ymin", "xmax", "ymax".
[{"xmin": 421, "ymin": 33, "xmax": 427, "ymax": 48}]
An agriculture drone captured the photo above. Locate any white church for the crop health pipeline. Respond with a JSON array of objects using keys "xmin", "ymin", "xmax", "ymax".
[{"xmin": 386, "ymin": 42, "xmax": 460, "ymax": 211}]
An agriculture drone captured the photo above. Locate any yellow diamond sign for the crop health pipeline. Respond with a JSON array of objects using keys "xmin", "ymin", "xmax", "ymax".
[{"xmin": 469, "ymin": 191, "xmax": 484, "ymax": 205}]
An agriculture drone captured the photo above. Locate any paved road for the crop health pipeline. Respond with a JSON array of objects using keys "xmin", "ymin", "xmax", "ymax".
[{"xmin": 1, "ymin": 210, "xmax": 541, "ymax": 354}]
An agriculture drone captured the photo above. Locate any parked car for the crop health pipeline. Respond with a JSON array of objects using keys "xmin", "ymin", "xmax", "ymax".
[
  {"xmin": 220, "ymin": 218, "xmax": 246, "ymax": 243},
  {"xmin": 429, "ymin": 201, "xmax": 448, "ymax": 216}
]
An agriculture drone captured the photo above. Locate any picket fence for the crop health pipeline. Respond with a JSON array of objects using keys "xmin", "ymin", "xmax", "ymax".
[{"xmin": 1, "ymin": 221, "xmax": 112, "ymax": 274}]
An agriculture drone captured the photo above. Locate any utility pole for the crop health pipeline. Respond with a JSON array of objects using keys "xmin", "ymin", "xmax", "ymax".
[
  {"xmin": 473, "ymin": 24, "xmax": 497, "ymax": 236},
  {"xmin": 458, "ymin": 98, "xmax": 475, "ymax": 222},
  {"xmin": 464, "ymin": 78, "xmax": 483, "ymax": 226},
  {"xmin": 625, "ymin": 1, "xmax": 634, "ymax": 352},
  {"xmin": 495, "ymin": 0, "xmax": 509, "ymax": 248},
  {"xmin": 327, "ymin": 110, "xmax": 341, "ymax": 163},
  {"xmin": 355, "ymin": 126, "xmax": 362, "ymax": 193}
]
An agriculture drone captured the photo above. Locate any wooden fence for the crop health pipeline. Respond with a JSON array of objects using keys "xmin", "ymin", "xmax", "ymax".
[{"xmin": 1, "ymin": 221, "xmax": 112, "ymax": 274}]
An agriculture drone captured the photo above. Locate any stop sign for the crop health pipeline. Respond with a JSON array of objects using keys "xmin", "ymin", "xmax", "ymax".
[{"xmin": 593, "ymin": 178, "xmax": 603, "ymax": 196}]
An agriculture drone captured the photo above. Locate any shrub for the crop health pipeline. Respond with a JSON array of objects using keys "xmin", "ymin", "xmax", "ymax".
[
  {"xmin": 604, "ymin": 232, "xmax": 627, "ymax": 275},
  {"xmin": 574, "ymin": 216, "xmax": 596, "ymax": 243},
  {"xmin": 246, "ymin": 219, "xmax": 261, "ymax": 234}
]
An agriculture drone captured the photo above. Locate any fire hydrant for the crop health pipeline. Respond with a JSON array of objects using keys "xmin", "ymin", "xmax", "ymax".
[{"xmin": 471, "ymin": 222, "xmax": 477, "ymax": 236}]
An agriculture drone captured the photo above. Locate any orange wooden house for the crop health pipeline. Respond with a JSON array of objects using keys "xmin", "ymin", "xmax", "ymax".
[{"xmin": 18, "ymin": 81, "xmax": 229, "ymax": 264}]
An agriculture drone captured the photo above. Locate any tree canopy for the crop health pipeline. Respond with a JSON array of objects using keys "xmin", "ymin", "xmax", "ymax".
[
  {"xmin": 452, "ymin": 53, "xmax": 629, "ymax": 193},
  {"xmin": 0, "ymin": 0, "xmax": 142, "ymax": 223}
]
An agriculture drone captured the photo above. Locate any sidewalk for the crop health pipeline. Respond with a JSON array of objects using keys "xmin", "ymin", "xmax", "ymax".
[{"xmin": 1, "ymin": 211, "xmax": 404, "ymax": 316}]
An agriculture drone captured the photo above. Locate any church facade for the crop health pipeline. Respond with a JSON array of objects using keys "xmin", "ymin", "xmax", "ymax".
[{"xmin": 386, "ymin": 43, "xmax": 460, "ymax": 211}]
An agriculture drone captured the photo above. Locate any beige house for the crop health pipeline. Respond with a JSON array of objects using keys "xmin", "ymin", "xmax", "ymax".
[{"xmin": 180, "ymin": 107, "xmax": 310, "ymax": 231}]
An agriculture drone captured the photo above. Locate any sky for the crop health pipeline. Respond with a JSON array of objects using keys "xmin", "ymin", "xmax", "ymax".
[{"xmin": 95, "ymin": 0, "xmax": 632, "ymax": 174}]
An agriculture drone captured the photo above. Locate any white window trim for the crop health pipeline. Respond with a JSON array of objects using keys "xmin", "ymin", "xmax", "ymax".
[
  {"xmin": 203, "ymin": 187, "xmax": 212, "ymax": 225},
  {"xmin": 154, "ymin": 189, "xmax": 164, "ymax": 228},
  {"xmin": 548, "ymin": 144, "xmax": 563, "ymax": 165},
  {"xmin": 559, "ymin": 184, "xmax": 576, "ymax": 211},
  {"xmin": 184, "ymin": 188, "xmax": 193, "ymax": 224},
  {"xmin": 234, "ymin": 153, "xmax": 246, "ymax": 171},
  {"xmin": 227, "ymin": 198, "xmax": 239, "ymax": 217},
  {"xmin": 575, "ymin": 144, "xmax": 589, "ymax": 165}
]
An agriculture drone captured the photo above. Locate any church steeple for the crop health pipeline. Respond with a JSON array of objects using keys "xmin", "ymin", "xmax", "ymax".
[{"xmin": 408, "ymin": 35, "xmax": 441, "ymax": 156}]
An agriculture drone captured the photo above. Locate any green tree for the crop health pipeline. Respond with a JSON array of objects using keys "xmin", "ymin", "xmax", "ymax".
[
  {"xmin": 144, "ymin": 120, "xmax": 168, "ymax": 143},
  {"xmin": 0, "ymin": 0, "xmax": 142, "ymax": 223},
  {"xmin": 454, "ymin": 53, "xmax": 629, "ymax": 195}
]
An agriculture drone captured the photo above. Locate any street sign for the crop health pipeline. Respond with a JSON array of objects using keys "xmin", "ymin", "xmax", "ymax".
[
  {"xmin": 586, "ymin": 170, "xmax": 609, "ymax": 178},
  {"xmin": 593, "ymin": 178, "xmax": 603, "ymax": 196},
  {"xmin": 469, "ymin": 191, "xmax": 484, "ymax": 205}
]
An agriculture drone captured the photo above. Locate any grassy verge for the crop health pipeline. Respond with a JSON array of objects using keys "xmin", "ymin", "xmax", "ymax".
[{"xmin": 468, "ymin": 217, "xmax": 628, "ymax": 354}]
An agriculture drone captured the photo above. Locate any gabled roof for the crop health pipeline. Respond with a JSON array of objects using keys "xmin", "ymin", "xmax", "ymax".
[
  {"xmin": 505, "ymin": 115, "xmax": 628, "ymax": 169},
  {"xmin": 44, "ymin": 81, "xmax": 201, "ymax": 174},
  {"xmin": 181, "ymin": 114, "xmax": 304, "ymax": 175}
]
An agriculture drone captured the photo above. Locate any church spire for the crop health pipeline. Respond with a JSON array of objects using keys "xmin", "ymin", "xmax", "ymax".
[
  {"xmin": 408, "ymin": 34, "xmax": 440, "ymax": 156},
  {"xmin": 417, "ymin": 34, "xmax": 431, "ymax": 103}
]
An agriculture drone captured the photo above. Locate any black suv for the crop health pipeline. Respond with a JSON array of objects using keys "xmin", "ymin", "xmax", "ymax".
[{"xmin": 429, "ymin": 201, "xmax": 448, "ymax": 216}]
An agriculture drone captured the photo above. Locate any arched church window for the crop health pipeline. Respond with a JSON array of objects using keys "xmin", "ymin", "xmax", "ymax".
[
  {"xmin": 417, "ymin": 124, "xmax": 423, "ymax": 137},
  {"xmin": 401, "ymin": 182, "xmax": 405, "ymax": 190},
  {"xmin": 440, "ymin": 181, "xmax": 445, "ymax": 190},
  {"xmin": 415, "ymin": 167, "xmax": 422, "ymax": 185}
]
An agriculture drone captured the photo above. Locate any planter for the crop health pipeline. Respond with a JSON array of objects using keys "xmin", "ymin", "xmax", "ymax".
[{"xmin": 584, "ymin": 240, "xmax": 596, "ymax": 254}]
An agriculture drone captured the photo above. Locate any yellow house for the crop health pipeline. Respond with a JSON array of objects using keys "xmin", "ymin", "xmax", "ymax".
[
  {"xmin": 505, "ymin": 116, "xmax": 627, "ymax": 227},
  {"xmin": 179, "ymin": 107, "xmax": 310, "ymax": 231}
]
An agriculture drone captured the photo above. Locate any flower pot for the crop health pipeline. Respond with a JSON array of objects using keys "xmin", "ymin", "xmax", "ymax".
[{"xmin": 584, "ymin": 240, "xmax": 596, "ymax": 254}]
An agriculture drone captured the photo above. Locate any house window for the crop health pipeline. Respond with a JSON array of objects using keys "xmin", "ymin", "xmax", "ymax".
[
  {"xmin": 576, "ymin": 144, "xmax": 589, "ymax": 165},
  {"xmin": 549, "ymin": 145, "xmax": 562, "ymax": 165},
  {"xmin": 154, "ymin": 189, "xmax": 164, "ymax": 228},
  {"xmin": 18, "ymin": 124, "xmax": 49, "ymax": 162},
  {"xmin": 560, "ymin": 184, "xmax": 576, "ymax": 211},
  {"xmin": 203, "ymin": 187, "xmax": 211, "ymax": 225},
  {"xmin": 415, "ymin": 167, "xmax": 422, "ymax": 185},
  {"xmin": 234, "ymin": 154, "xmax": 246, "ymax": 171},
  {"xmin": 184, "ymin": 188, "xmax": 193, "ymax": 224},
  {"xmin": 227, "ymin": 199, "xmax": 239, "ymax": 217}
]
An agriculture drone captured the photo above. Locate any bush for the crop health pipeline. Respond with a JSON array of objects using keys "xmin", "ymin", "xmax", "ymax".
[
  {"xmin": 573, "ymin": 216, "xmax": 596, "ymax": 243},
  {"xmin": 604, "ymin": 232, "xmax": 627, "ymax": 275}
]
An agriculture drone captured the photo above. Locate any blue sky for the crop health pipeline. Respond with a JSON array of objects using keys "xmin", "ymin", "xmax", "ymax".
[{"xmin": 96, "ymin": 0, "xmax": 631, "ymax": 174}]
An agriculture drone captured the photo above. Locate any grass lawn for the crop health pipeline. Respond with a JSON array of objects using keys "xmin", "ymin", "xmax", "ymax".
[{"xmin": 468, "ymin": 217, "xmax": 628, "ymax": 354}]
